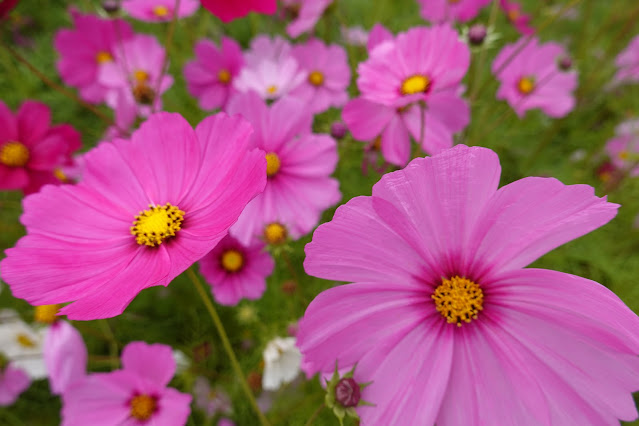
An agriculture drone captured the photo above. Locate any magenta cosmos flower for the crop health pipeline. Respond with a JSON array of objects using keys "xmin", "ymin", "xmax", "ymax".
[
  {"xmin": 0, "ymin": 100, "xmax": 81, "ymax": 194},
  {"xmin": 281, "ymin": 0, "xmax": 332, "ymax": 38},
  {"xmin": 0, "ymin": 362, "xmax": 29, "ymax": 406},
  {"xmin": 499, "ymin": 0, "xmax": 534, "ymax": 35},
  {"xmin": 184, "ymin": 37, "xmax": 244, "ymax": 111},
  {"xmin": 417, "ymin": 0, "xmax": 491, "ymax": 23},
  {"xmin": 199, "ymin": 234, "xmax": 274, "ymax": 305},
  {"xmin": 122, "ymin": 0, "xmax": 199, "ymax": 22},
  {"xmin": 297, "ymin": 144, "xmax": 639, "ymax": 424},
  {"xmin": 0, "ymin": 112, "xmax": 266, "ymax": 320},
  {"xmin": 493, "ymin": 37, "xmax": 577, "ymax": 118},
  {"xmin": 344, "ymin": 25, "xmax": 470, "ymax": 166},
  {"xmin": 54, "ymin": 9, "xmax": 133, "ymax": 104},
  {"xmin": 614, "ymin": 34, "xmax": 639, "ymax": 85},
  {"xmin": 227, "ymin": 92, "xmax": 340, "ymax": 245},
  {"xmin": 62, "ymin": 342, "xmax": 191, "ymax": 425},
  {"xmin": 200, "ymin": 0, "xmax": 276, "ymax": 22},
  {"xmin": 291, "ymin": 39, "xmax": 350, "ymax": 114}
]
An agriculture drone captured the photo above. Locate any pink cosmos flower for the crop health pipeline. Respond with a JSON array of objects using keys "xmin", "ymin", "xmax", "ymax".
[
  {"xmin": 298, "ymin": 144, "xmax": 639, "ymax": 425},
  {"xmin": 291, "ymin": 39, "xmax": 350, "ymax": 113},
  {"xmin": 227, "ymin": 92, "xmax": 340, "ymax": 245},
  {"xmin": 281, "ymin": 0, "xmax": 332, "ymax": 38},
  {"xmin": 200, "ymin": 0, "xmax": 276, "ymax": 22},
  {"xmin": 614, "ymin": 34, "xmax": 639, "ymax": 85},
  {"xmin": 244, "ymin": 35, "xmax": 292, "ymax": 66},
  {"xmin": 184, "ymin": 37, "xmax": 244, "ymax": 111},
  {"xmin": 417, "ymin": 0, "xmax": 491, "ymax": 23},
  {"xmin": 199, "ymin": 234, "xmax": 274, "ymax": 305},
  {"xmin": 341, "ymin": 26, "xmax": 368, "ymax": 47},
  {"xmin": 122, "ymin": 0, "xmax": 199, "ymax": 22},
  {"xmin": 0, "ymin": 100, "xmax": 81, "ymax": 194},
  {"xmin": 605, "ymin": 119, "xmax": 639, "ymax": 176},
  {"xmin": 366, "ymin": 23, "xmax": 393, "ymax": 52},
  {"xmin": 0, "ymin": 112, "xmax": 266, "ymax": 320},
  {"xmin": 99, "ymin": 34, "xmax": 174, "ymax": 131},
  {"xmin": 54, "ymin": 9, "xmax": 133, "ymax": 104},
  {"xmin": 0, "ymin": 363, "xmax": 30, "ymax": 406},
  {"xmin": 499, "ymin": 0, "xmax": 534, "ymax": 35},
  {"xmin": 493, "ymin": 37, "xmax": 577, "ymax": 118},
  {"xmin": 62, "ymin": 342, "xmax": 191, "ymax": 425},
  {"xmin": 44, "ymin": 320, "xmax": 87, "ymax": 395}
]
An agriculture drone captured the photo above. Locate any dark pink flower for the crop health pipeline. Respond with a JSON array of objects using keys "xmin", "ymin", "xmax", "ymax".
[
  {"xmin": 122, "ymin": 0, "xmax": 199, "ymax": 22},
  {"xmin": 281, "ymin": 0, "xmax": 332, "ymax": 38},
  {"xmin": 499, "ymin": 0, "xmax": 534, "ymax": 35},
  {"xmin": 417, "ymin": 0, "xmax": 491, "ymax": 23},
  {"xmin": 200, "ymin": 0, "xmax": 276, "ymax": 22}
]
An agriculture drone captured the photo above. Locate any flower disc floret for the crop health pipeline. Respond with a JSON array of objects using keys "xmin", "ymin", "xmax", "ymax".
[
  {"xmin": 432, "ymin": 276, "xmax": 484, "ymax": 326},
  {"xmin": 264, "ymin": 223, "xmax": 287, "ymax": 245},
  {"xmin": 130, "ymin": 394, "xmax": 157, "ymax": 420},
  {"xmin": 96, "ymin": 51, "xmax": 113, "ymax": 64},
  {"xmin": 517, "ymin": 76, "xmax": 535, "ymax": 95},
  {"xmin": 131, "ymin": 203, "xmax": 185, "ymax": 247},
  {"xmin": 153, "ymin": 5, "xmax": 170, "ymax": 17},
  {"xmin": 220, "ymin": 249, "xmax": 244, "ymax": 273},
  {"xmin": 265, "ymin": 152, "xmax": 281, "ymax": 177},
  {"xmin": 0, "ymin": 141, "xmax": 29, "ymax": 168},
  {"xmin": 34, "ymin": 305, "xmax": 60, "ymax": 325},
  {"xmin": 401, "ymin": 75, "xmax": 431, "ymax": 95},
  {"xmin": 308, "ymin": 70, "xmax": 325, "ymax": 86},
  {"xmin": 217, "ymin": 69, "xmax": 232, "ymax": 84}
]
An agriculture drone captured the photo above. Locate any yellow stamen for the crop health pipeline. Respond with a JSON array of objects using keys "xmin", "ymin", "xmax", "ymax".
[
  {"xmin": 16, "ymin": 333, "xmax": 36, "ymax": 348},
  {"xmin": 96, "ymin": 51, "xmax": 113, "ymax": 64},
  {"xmin": 308, "ymin": 71, "xmax": 325, "ymax": 87},
  {"xmin": 507, "ymin": 8, "xmax": 520, "ymax": 22},
  {"xmin": 517, "ymin": 76, "xmax": 535, "ymax": 95},
  {"xmin": 264, "ymin": 223, "xmax": 287, "ymax": 245},
  {"xmin": 432, "ymin": 276, "xmax": 484, "ymax": 327},
  {"xmin": 218, "ymin": 69, "xmax": 232, "ymax": 84},
  {"xmin": 265, "ymin": 152, "xmax": 281, "ymax": 177},
  {"xmin": 0, "ymin": 141, "xmax": 29, "ymax": 168},
  {"xmin": 54, "ymin": 168, "xmax": 68, "ymax": 182},
  {"xmin": 152, "ymin": 5, "xmax": 170, "ymax": 17},
  {"xmin": 371, "ymin": 136, "xmax": 382, "ymax": 152},
  {"xmin": 618, "ymin": 151, "xmax": 629, "ymax": 160},
  {"xmin": 131, "ymin": 203, "xmax": 185, "ymax": 247},
  {"xmin": 266, "ymin": 85, "xmax": 278, "ymax": 95},
  {"xmin": 133, "ymin": 70, "xmax": 150, "ymax": 83},
  {"xmin": 34, "ymin": 305, "xmax": 61, "ymax": 325},
  {"xmin": 401, "ymin": 75, "xmax": 431, "ymax": 95},
  {"xmin": 220, "ymin": 249, "xmax": 244, "ymax": 273},
  {"xmin": 130, "ymin": 394, "xmax": 156, "ymax": 420}
]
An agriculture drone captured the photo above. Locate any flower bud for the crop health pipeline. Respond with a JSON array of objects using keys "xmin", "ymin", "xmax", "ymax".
[
  {"xmin": 558, "ymin": 55, "xmax": 572, "ymax": 71},
  {"xmin": 330, "ymin": 122, "xmax": 348, "ymax": 140},
  {"xmin": 335, "ymin": 377, "xmax": 361, "ymax": 408},
  {"xmin": 102, "ymin": 0, "xmax": 120, "ymax": 14},
  {"xmin": 468, "ymin": 24, "xmax": 487, "ymax": 46}
]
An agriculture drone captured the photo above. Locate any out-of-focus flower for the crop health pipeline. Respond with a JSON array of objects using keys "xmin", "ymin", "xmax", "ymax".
[
  {"xmin": 1, "ymin": 112, "xmax": 266, "ymax": 320},
  {"xmin": 199, "ymin": 234, "xmax": 274, "ymax": 305},
  {"xmin": 0, "ymin": 310, "xmax": 46, "ymax": 379},
  {"xmin": 184, "ymin": 37, "xmax": 244, "ymax": 110},
  {"xmin": 0, "ymin": 100, "xmax": 81, "ymax": 194},
  {"xmin": 193, "ymin": 376, "xmax": 232, "ymax": 418},
  {"xmin": 330, "ymin": 122, "xmax": 348, "ymax": 140},
  {"xmin": 281, "ymin": 0, "xmax": 332, "ymax": 38},
  {"xmin": 366, "ymin": 23, "xmax": 393, "ymax": 52},
  {"xmin": 122, "ymin": 0, "xmax": 199, "ymax": 22},
  {"xmin": 417, "ymin": 0, "xmax": 491, "ymax": 23},
  {"xmin": 0, "ymin": 361, "xmax": 30, "ymax": 407},
  {"xmin": 0, "ymin": 0, "xmax": 20, "ymax": 20},
  {"xmin": 614, "ymin": 35, "xmax": 639, "ymax": 85},
  {"xmin": 298, "ymin": 144, "xmax": 639, "ymax": 425},
  {"xmin": 341, "ymin": 26, "xmax": 368, "ymax": 47},
  {"xmin": 43, "ymin": 316, "xmax": 87, "ymax": 395},
  {"xmin": 493, "ymin": 37, "xmax": 577, "ymax": 118},
  {"xmin": 262, "ymin": 337, "xmax": 301, "ymax": 391},
  {"xmin": 605, "ymin": 118, "xmax": 639, "ymax": 176},
  {"xmin": 499, "ymin": 0, "xmax": 534, "ymax": 35},
  {"xmin": 200, "ymin": 0, "xmax": 276, "ymax": 22},
  {"xmin": 63, "ymin": 342, "xmax": 192, "ymax": 425}
]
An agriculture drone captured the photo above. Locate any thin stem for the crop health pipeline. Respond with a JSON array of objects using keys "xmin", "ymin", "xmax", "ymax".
[
  {"xmin": 304, "ymin": 403, "xmax": 325, "ymax": 426},
  {"xmin": 98, "ymin": 319, "xmax": 120, "ymax": 370},
  {"xmin": 469, "ymin": 0, "xmax": 499, "ymax": 103},
  {"xmin": 187, "ymin": 267, "xmax": 270, "ymax": 426},
  {"xmin": 154, "ymin": 0, "xmax": 181, "ymax": 112}
]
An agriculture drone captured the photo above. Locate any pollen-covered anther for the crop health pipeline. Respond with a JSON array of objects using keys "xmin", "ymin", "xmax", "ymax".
[
  {"xmin": 0, "ymin": 141, "xmax": 29, "ymax": 168},
  {"xmin": 401, "ymin": 74, "xmax": 431, "ymax": 95},
  {"xmin": 432, "ymin": 276, "xmax": 484, "ymax": 327},
  {"xmin": 220, "ymin": 249, "xmax": 244, "ymax": 273},
  {"xmin": 34, "ymin": 304, "xmax": 61, "ymax": 325},
  {"xmin": 16, "ymin": 333, "xmax": 35, "ymax": 348},
  {"xmin": 265, "ymin": 152, "xmax": 281, "ymax": 177},
  {"xmin": 218, "ymin": 69, "xmax": 232, "ymax": 84},
  {"xmin": 517, "ymin": 76, "xmax": 535, "ymax": 95},
  {"xmin": 96, "ymin": 51, "xmax": 113, "ymax": 64},
  {"xmin": 267, "ymin": 85, "xmax": 278, "ymax": 95},
  {"xmin": 130, "ymin": 394, "xmax": 157, "ymax": 420},
  {"xmin": 152, "ymin": 5, "xmax": 170, "ymax": 17},
  {"xmin": 308, "ymin": 70, "xmax": 325, "ymax": 86},
  {"xmin": 264, "ymin": 223, "xmax": 287, "ymax": 245},
  {"xmin": 131, "ymin": 203, "xmax": 185, "ymax": 247}
]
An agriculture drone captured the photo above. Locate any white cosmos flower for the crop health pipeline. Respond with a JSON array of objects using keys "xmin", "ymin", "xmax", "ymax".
[
  {"xmin": 262, "ymin": 337, "xmax": 301, "ymax": 391},
  {"xmin": 0, "ymin": 310, "xmax": 46, "ymax": 379}
]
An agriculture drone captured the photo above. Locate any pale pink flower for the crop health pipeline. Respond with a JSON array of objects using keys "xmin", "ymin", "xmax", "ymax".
[
  {"xmin": 184, "ymin": 37, "xmax": 244, "ymax": 110},
  {"xmin": 44, "ymin": 321, "xmax": 87, "ymax": 395},
  {"xmin": 0, "ymin": 363, "xmax": 30, "ymax": 406},
  {"xmin": 1, "ymin": 112, "xmax": 266, "ymax": 320},
  {"xmin": 341, "ymin": 26, "xmax": 368, "ymax": 47},
  {"xmin": 201, "ymin": 0, "xmax": 277, "ymax": 22},
  {"xmin": 366, "ymin": 23, "xmax": 393, "ymax": 52},
  {"xmin": 193, "ymin": 377, "xmax": 232, "ymax": 418},
  {"xmin": 493, "ymin": 37, "xmax": 577, "ymax": 118},
  {"xmin": 298, "ymin": 144, "xmax": 639, "ymax": 424},
  {"xmin": 199, "ymin": 234, "xmax": 274, "ymax": 305},
  {"xmin": 244, "ymin": 35, "xmax": 292, "ymax": 66},
  {"xmin": 614, "ymin": 34, "xmax": 639, "ymax": 85},
  {"xmin": 500, "ymin": 0, "xmax": 534, "ymax": 35},
  {"xmin": 122, "ymin": 0, "xmax": 199, "ymax": 22},
  {"xmin": 605, "ymin": 119, "xmax": 639, "ymax": 176},
  {"xmin": 281, "ymin": 0, "xmax": 332, "ymax": 38},
  {"xmin": 417, "ymin": 0, "xmax": 491, "ymax": 23}
]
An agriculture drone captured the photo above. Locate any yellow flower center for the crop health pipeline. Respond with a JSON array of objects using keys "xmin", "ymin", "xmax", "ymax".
[
  {"xmin": 432, "ymin": 276, "xmax": 484, "ymax": 327},
  {"xmin": 618, "ymin": 150, "xmax": 629, "ymax": 160},
  {"xmin": 517, "ymin": 76, "xmax": 535, "ymax": 95},
  {"xmin": 130, "ymin": 203, "xmax": 185, "ymax": 247},
  {"xmin": 308, "ymin": 70, "xmax": 325, "ymax": 87},
  {"xmin": 152, "ymin": 5, "xmax": 170, "ymax": 17},
  {"xmin": 401, "ymin": 75, "xmax": 431, "ymax": 95},
  {"xmin": 265, "ymin": 152, "xmax": 281, "ymax": 177},
  {"xmin": 218, "ymin": 69, "xmax": 232, "ymax": 84},
  {"xmin": 220, "ymin": 249, "xmax": 244, "ymax": 273},
  {"xmin": 0, "ymin": 141, "xmax": 29, "ymax": 167},
  {"xmin": 130, "ymin": 394, "xmax": 156, "ymax": 420},
  {"xmin": 34, "ymin": 304, "xmax": 61, "ymax": 325},
  {"xmin": 507, "ymin": 8, "xmax": 520, "ymax": 22},
  {"xmin": 16, "ymin": 333, "xmax": 36, "ymax": 348},
  {"xmin": 96, "ymin": 51, "xmax": 113, "ymax": 64},
  {"xmin": 134, "ymin": 70, "xmax": 150, "ymax": 83},
  {"xmin": 266, "ymin": 85, "xmax": 278, "ymax": 95},
  {"xmin": 54, "ymin": 168, "xmax": 68, "ymax": 182},
  {"xmin": 264, "ymin": 223, "xmax": 287, "ymax": 245}
]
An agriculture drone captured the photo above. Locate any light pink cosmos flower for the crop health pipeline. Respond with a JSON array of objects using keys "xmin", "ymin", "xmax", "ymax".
[
  {"xmin": 193, "ymin": 376, "xmax": 232, "ymax": 418},
  {"xmin": 281, "ymin": 0, "xmax": 332, "ymax": 38},
  {"xmin": 200, "ymin": 0, "xmax": 276, "ymax": 22},
  {"xmin": 244, "ymin": 35, "xmax": 292, "ymax": 66},
  {"xmin": 62, "ymin": 342, "xmax": 191, "ymax": 425},
  {"xmin": 605, "ymin": 119, "xmax": 639, "ymax": 176},
  {"xmin": 614, "ymin": 34, "xmax": 639, "ymax": 85},
  {"xmin": 344, "ymin": 25, "xmax": 470, "ymax": 166},
  {"xmin": 227, "ymin": 92, "xmax": 340, "ymax": 245},
  {"xmin": 0, "ymin": 363, "xmax": 30, "ymax": 406},
  {"xmin": 366, "ymin": 23, "xmax": 393, "ymax": 52},
  {"xmin": 499, "ymin": 0, "xmax": 534, "ymax": 35},
  {"xmin": 0, "ymin": 100, "xmax": 81, "ymax": 194},
  {"xmin": 291, "ymin": 39, "xmax": 350, "ymax": 114},
  {"xmin": 0, "ymin": 112, "xmax": 266, "ymax": 320},
  {"xmin": 184, "ymin": 37, "xmax": 244, "ymax": 111},
  {"xmin": 44, "ymin": 320, "xmax": 87, "ymax": 395},
  {"xmin": 54, "ymin": 9, "xmax": 133, "ymax": 104},
  {"xmin": 99, "ymin": 34, "xmax": 174, "ymax": 131},
  {"xmin": 493, "ymin": 37, "xmax": 577, "ymax": 118},
  {"xmin": 297, "ymin": 144, "xmax": 639, "ymax": 425},
  {"xmin": 122, "ymin": 0, "xmax": 199, "ymax": 22},
  {"xmin": 199, "ymin": 234, "xmax": 274, "ymax": 305},
  {"xmin": 417, "ymin": 0, "xmax": 491, "ymax": 23},
  {"xmin": 340, "ymin": 26, "xmax": 368, "ymax": 47}
]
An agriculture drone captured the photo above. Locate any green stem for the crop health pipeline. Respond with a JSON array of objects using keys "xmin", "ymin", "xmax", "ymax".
[
  {"xmin": 98, "ymin": 319, "xmax": 120, "ymax": 370},
  {"xmin": 187, "ymin": 267, "xmax": 270, "ymax": 426},
  {"xmin": 304, "ymin": 403, "xmax": 325, "ymax": 426}
]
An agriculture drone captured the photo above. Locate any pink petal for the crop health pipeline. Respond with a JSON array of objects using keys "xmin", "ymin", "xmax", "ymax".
[
  {"xmin": 45, "ymin": 321, "xmax": 88, "ymax": 395},
  {"xmin": 121, "ymin": 342, "xmax": 176, "ymax": 387}
]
